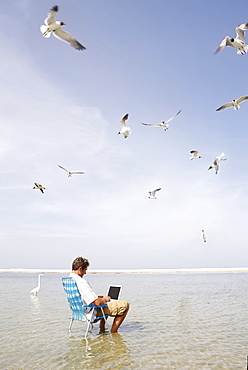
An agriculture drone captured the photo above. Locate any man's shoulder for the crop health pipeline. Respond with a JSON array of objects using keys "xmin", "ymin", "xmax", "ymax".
[{"xmin": 69, "ymin": 272, "xmax": 88, "ymax": 285}]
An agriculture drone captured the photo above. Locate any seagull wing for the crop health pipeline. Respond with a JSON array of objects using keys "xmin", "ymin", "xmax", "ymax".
[
  {"xmin": 53, "ymin": 28, "xmax": 86, "ymax": 50},
  {"xmin": 236, "ymin": 23, "xmax": 248, "ymax": 41},
  {"xmin": 164, "ymin": 109, "xmax": 182, "ymax": 124},
  {"xmin": 45, "ymin": 5, "xmax": 58, "ymax": 25},
  {"xmin": 150, "ymin": 188, "xmax": 162, "ymax": 196},
  {"xmin": 154, "ymin": 188, "xmax": 162, "ymax": 193},
  {"xmin": 190, "ymin": 150, "xmax": 199, "ymax": 158},
  {"xmin": 120, "ymin": 113, "xmax": 129, "ymax": 128},
  {"xmin": 216, "ymin": 102, "xmax": 233, "ymax": 111},
  {"xmin": 236, "ymin": 96, "xmax": 248, "ymax": 104},
  {"xmin": 214, "ymin": 37, "xmax": 232, "ymax": 54},
  {"xmin": 218, "ymin": 152, "xmax": 225, "ymax": 160},
  {"xmin": 70, "ymin": 171, "xmax": 84, "ymax": 175},
  {"xmin": 58, "ymin": 165, "xmax": 69, "ymax": 173},
  {"xmin": 40, "ymin": 188, "xmax": 44, "ymax": 194},
  {"xmin": 141, "ymin": 122, "xmax": 163, "ymax": 127}
]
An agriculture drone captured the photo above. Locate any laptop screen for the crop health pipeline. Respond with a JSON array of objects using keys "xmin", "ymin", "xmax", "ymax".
[{"xmin": 107, "ymin": 285, "xmax": 122, "ymax": 300}]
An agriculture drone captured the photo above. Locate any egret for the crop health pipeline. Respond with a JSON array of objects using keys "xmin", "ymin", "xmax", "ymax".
[{"xmin": 30, "ymin": 274, "xmax": 44, "ymax": 295}]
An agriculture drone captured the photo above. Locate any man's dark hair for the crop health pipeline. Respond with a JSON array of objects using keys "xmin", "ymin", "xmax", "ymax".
[{"xmin": 72, "ymin": 257, "xmax": 90, "ymax": 271}]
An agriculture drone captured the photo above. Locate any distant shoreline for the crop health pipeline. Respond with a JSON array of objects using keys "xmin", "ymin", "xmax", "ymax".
[{"xmin": 1, "ymin": 267, "xmax": 248, "ymax": 274}]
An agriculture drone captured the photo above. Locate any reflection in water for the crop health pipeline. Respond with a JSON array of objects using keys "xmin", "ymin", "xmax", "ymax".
[
  {"xmin": 30, "ymin": 295, "xmax": 41, "ymax": 315},
  {"xmin": 64, "ymin": 333, "xmax": 133, "ymax": 369},
  {"xmin": 119, "ymin": 321, "xmax": 145, "ymax": 333}
]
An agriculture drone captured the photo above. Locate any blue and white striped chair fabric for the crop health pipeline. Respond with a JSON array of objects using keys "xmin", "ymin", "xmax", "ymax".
[{"xmin": 62, "ymin": 277, "xmax": 108, "ymax": 338}]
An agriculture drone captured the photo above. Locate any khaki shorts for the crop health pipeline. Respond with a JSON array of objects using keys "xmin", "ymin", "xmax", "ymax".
[{"xmin": 97, "ymin": 300, "xmax": 130, "ymax": 317}]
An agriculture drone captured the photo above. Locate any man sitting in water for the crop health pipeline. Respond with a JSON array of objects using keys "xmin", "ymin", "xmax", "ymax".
[{"xmin": 69, "ymin": 256, "xmax": 130, "ymax": 333}]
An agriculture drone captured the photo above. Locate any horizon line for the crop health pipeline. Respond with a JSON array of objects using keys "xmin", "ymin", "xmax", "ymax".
[{"xmin": 1, "ymin": 267, "xmax": 248, "ymax": 274}]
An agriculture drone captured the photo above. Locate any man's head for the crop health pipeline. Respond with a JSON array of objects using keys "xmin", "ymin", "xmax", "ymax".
[{"xmin": 72, "ymin": 257, "xmax": 90, "ymax": 276}]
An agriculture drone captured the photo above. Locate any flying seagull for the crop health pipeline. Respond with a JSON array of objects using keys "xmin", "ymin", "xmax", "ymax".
[
  {"xmin": 200, "ymin": 230, "xmax": 207, "ymax": 243},
  {"xmin": 118, "ymin": 113, "xmax": 131, "ymax": 138},
  {"xmin": 216, "ymin": 96, "xmax": 248, "ymax": 111},
  {"xmin": 215, "ymin": 23, "xmax": 248, "ymax": 54},
  {"xmin": 141, "ymin": 110, "xmax": 182, "ymax": 131},
  {"xmin": 58, "ymin": 165, "xmax": 84, "ymax": 177},
  {"xmin": 40, "ymin": 5, "xmax": 86, "ymax": 50},
  {"xmin": 208, "ymin": 153, "xmax": 227, "ymax": 174},
  {"xmin": 190, "ymin": 150, "xmax": 201, "ymax": 160},
  {"xmin": 33, "ymin": 183, "xmax": 46, "ymax": 194},
  {"xmin": 148, "ymin": 188, "xmax": 162, "ymax": 199}
]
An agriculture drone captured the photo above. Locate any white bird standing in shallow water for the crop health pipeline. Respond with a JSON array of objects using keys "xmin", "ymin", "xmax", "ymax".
[
  {"xmin": 148, "ymin": 188, "xmax": 162, "ymax": 199},
  {"xmin": 58, "ymin": 165, "xmax": 84, "ymax": 177},
  {"xmin": 40, "ymin": 5, "xmax": 86, "ymax": 50},
  {"xmin": 118, "ymin": 113, "xmax": 131, "ymax": 138},
  {"xmin": 141, "ymin": 110, "xmax": 182, "ymax": 131},
  {"xmin": 215, "ymin": 23, "xmax": 248, "ymax": 54},
  {"xmin": 200, "ymin": 230, "xmax": 207, "ymax": 243},
  {"xmin": 216, "ymin": 96, "xmax": 248, "ymax": 111},
  {"xmin": 190, "ymin": 150, "xmax": 201, "ymax": 160},
  {"xmin": 30, "ymin": 274, "xmax": 44, "ymax": 296},
  {"xmin": 208, "ymin": 153, "xmax": 227, "ymax": 174},
  {"xmin": 33, "ymin": 183, "xmax": 46, "ymax": 194}
]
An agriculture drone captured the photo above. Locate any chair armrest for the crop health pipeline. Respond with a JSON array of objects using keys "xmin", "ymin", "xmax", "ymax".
[{"xmin": 84, "ymin": 303, "xmax": 106, "ymax": 308}]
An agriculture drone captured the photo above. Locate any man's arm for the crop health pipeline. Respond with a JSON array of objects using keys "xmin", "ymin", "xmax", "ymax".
[{"xmin": 93, "ymin": 296, "xmax": 111, "ymax": 306}]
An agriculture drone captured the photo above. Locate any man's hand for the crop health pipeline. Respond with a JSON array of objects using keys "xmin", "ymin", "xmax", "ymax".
[
  {"xmin": 102, "ymin": 295, "xmax": 111, "ymax": 302},
  {"xmin": 93, "ymin": 295, "xmax": 111, "ymax": 306}
]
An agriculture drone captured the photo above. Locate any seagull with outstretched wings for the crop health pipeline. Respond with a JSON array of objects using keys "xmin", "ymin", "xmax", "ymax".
[
  {"xmin": 141, "ymin": 110, "xmax": 182, "ymax": 131},
  {"xmin": 216, "ymin": 96, "xmax": 248, "ymax": 111},
  {"xmin": 58, "ymin": 165, "xmax": 84, "ymax": 177},
  {"xmin": 215, "ymin": 23, "xmax": 248, "ymax": 54},
  {"xmin": 40, "ymin": 5, "xmax": 86, "ymax": 50},
  {"xmin": 148, "ymin": 188, "xmax": 162, "ymax": 199},
  {"xmin": 33, "ymin": 183, "xmax": 46, "ymax": 194}
]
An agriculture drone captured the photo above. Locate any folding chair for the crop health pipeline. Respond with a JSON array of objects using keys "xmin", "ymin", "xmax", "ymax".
[{"xmin": 62, "ymin": 277, "xmax": 108, "ymax": 339}]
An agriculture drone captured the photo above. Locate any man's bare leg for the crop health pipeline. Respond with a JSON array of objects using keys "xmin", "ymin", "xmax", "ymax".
[
  {"xmin": 110, "ymin": 307, "xmax": 129, "ymax": 333},
  {"xmin": 99, "ymin": 318, "xmax": 106, "ymax": 331}
]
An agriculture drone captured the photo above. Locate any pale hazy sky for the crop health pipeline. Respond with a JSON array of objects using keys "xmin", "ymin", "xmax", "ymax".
[{"xmin": 1, "ymin": 0, "xmax": 248, "ymax": 269}]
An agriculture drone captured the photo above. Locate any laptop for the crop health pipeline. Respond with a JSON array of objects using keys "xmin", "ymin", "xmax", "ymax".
[{"xmin": 107, "ymin": 285, "xmax": 122, "ymax": 300}]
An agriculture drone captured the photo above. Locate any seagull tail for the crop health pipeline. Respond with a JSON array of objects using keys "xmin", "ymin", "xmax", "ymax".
[
  {"xmin": 40, "ymin": 25, "xmax": 51, "ymax": 38},
  {"xmin": 237, "ymin": 45, "xmax": 248, "ymax": 54}
]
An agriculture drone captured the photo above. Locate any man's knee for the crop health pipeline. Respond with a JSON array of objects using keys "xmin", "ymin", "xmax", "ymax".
[
  {"xmin": 119, "ymin": 300, "xmax": 130, "ymax": 315},
  {"xmin": 125, "ymin": 301, "xmax": 130, "ymax": 313},
  {"xmin": 105, "ymin": 300, "xmax": 130, "ymax": 316}
]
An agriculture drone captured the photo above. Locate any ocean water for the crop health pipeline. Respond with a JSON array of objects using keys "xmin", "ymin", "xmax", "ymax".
[{"xmin": 0, "ymin": 272, "xmax": 248, "ymax": 369}]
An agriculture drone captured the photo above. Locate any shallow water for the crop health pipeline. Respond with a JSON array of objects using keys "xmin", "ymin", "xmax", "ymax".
[{"xmin": 0, "ymin": 272, "xmax": 248, "ymax": 369}]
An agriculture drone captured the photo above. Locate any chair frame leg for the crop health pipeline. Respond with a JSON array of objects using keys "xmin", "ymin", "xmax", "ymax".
[
  {"xmin": 84, "ymin": 321, "xmax": 91, "ymax": 340},
  {"xmin": 100, "ymin": 307, "xmax": 109, "ymax": 332},
  {"xmin": 68, "ymin": 311, "xmax": 109, "ymax": 341},
  {"xmin": 69, "ymin": 318, "xmax": 74, "ymax": 335}
]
